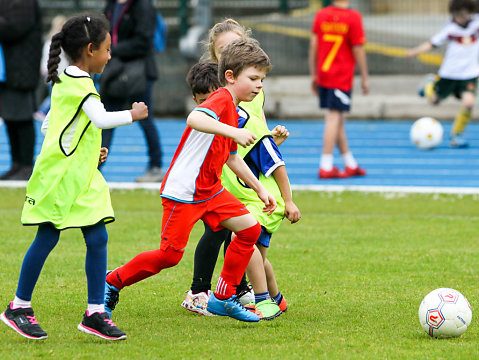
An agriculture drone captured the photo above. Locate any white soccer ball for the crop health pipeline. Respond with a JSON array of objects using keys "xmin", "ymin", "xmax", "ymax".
[
  {"xmin": 418, "ymin": 288, "xmax": 472, "ymax": 338},
  {"xmin": 410, "ymin": 117, "xmax": 443, "ymax": 149}
]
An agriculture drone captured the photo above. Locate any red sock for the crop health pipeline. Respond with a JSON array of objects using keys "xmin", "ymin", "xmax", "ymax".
[
  {"xmin": 106, "ymin": 246, "xmax": 184, "ymax": 289},
  {"xmin": 215, "ymin": 222, "xmax": 261, "ymax": 299}
]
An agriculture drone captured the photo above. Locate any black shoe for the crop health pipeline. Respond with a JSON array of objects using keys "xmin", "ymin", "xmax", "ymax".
[
  {"xmin": 0, "ymin": 163, "xmax": 21, "ymax": 180},
  {"xmin": 77, "ymin": 311, "xmax": 126, "ymax": 340},
  {"xmin": 1, "ymin": 302, "xmax": 48, "ymax": 340}
]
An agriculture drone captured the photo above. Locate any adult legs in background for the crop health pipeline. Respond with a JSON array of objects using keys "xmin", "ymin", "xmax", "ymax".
[
  {"xmin": 101, "ymin": 80, "xmax": 163, "ymax": 182},
  {"xmin": 135, "ymin": 81, "xmax": 162, "ymax": 176},
  {"xmin": 0, "ymin": 119, "xmax": 35, "ymax": 180}
]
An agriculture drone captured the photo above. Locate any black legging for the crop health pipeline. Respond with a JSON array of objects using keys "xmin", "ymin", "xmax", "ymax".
[
  {"xmin": 4, "ymin": 119, "xmax": 35, "ymax": 166},
  {"xmin": 191, "ymin": 222, "xmax": 249, "ymax": 294}
]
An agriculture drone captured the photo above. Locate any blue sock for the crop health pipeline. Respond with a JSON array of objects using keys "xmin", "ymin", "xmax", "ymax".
[
  {"xmin": 82, "ymin": 222, "xmax": 108, "ymax": 305},
  {"xmin": 254, "ymin": 291, "xmax": 270, "ymax": 303},
  {"xmin": 16, "ymin": 223, "xmax": 60, "ymax": 301},
  {"xmin": 273, "ymin": 291, "xmax": 283, "ymax": 305}
]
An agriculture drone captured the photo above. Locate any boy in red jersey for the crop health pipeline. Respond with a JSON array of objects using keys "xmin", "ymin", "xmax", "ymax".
[
  {"xmin": 104, "ymin": 38, "xmax": 275, "ymax": 323},
  {"xmin": 309, "ymin": 0, "xmax": 369, "ymax": 179}
]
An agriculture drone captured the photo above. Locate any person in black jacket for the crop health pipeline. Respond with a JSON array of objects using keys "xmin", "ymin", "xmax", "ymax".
[
  {"xmin": 101, "ymin": 0, "xmax": 163, "ymax": 182},
  {"xmin": 0, "ymin": 0, "xmax": 42, "ymax": 180}
]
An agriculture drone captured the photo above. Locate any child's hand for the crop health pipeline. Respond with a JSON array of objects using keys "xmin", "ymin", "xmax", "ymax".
[
  {"xmin": 284, "ymin": 200, "xmax": 301, "ymax": 223},
  {"xmin": 130, "ymin": 102, "xmax": 148, "ymax": 122},
  {"xmin": 311, "ymin": 76, "xmax": 318, "ymax": 94},
  {"xmin": 98, "ymin": 147, "xmax": 108, "ymax": 166},
  {"xmin": 234, "ymin": 128, "xmax": 257, "ymax": 148},
  {"xmin": 271, "ymin": 125, "xmax": 289, "ymax": 146},
  {"xmin": 361, "ymin": 78, "xmax": 370, "ymax": 95},
  {"xmin": 258, "ymin": 189, "xmax": 277, "ymax": 216}
]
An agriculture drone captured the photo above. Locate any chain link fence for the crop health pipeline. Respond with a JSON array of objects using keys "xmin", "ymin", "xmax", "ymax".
[
  {"xmin": 39, "ymin": 0, "xmax": 450, "ymax": 75},
  {"xmin": 37, "ymin": 0, "xmax": 452, "ymax": 113}
]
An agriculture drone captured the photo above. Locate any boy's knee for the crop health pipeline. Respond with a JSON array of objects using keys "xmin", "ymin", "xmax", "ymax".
[
  {"xmin": 235, "ymin": 222, "xmax": 261, "ymax": 246},
  {"xmin": 152, "ymin": 246, "xmax": 184, "ymax": 272}
]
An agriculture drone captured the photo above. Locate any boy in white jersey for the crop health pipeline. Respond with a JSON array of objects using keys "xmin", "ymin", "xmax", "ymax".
[{"xmin": 407, "ymin": 0, "xmax": 479, "ymax": 148}]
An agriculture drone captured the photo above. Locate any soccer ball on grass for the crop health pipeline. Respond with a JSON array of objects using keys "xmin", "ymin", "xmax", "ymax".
[
  {"xmin": 418, "ymin": 288, "xmax": 472, "ymax": 338},
  {"xmin": 410, "ymin": 117, "xmax": 443, "ymax": 149}
]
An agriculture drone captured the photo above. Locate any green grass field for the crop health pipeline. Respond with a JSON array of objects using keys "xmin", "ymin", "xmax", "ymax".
[{"xmin": 0, "ymin": 188, "xmax": 478, "ymax": 359}]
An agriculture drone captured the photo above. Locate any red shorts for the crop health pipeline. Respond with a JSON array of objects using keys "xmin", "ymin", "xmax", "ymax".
[{"xmin": 160, "ymin": 190, "xmax": 249, "ymax": 251}]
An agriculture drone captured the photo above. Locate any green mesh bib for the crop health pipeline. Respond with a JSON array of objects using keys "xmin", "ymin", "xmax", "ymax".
[
  {"xmin": 22, "ymin": 72, "xmax": 114, "ymax": 229},
  {"xmin": 222, "ymin": 90, "xmax": 288, "ymax": 233}
]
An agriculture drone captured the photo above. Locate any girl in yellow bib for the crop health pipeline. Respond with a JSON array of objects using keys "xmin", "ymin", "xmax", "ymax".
[{"xmin": 1, "ymin": 14, "xmax": 147, "ymax": 341}]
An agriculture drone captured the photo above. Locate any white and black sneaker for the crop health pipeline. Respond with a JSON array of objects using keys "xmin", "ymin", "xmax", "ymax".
[
  {"xmin": 1, "ymin": 302, "xmax": 48, "ymax": 340},
  {"xmin": 77, "ymin": 311, "xmax": 126, "ymax": 340}
]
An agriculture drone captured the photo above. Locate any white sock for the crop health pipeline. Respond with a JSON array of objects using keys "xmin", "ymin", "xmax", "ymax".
[
  {"xmin": 342, "ymin": 151, "xmax": 358, "ymax": 169},
  {"xmin": 87, "ymin": 304, "xmax": 105, "ymax": 315},
  {"xmin": 12, "ymin": 296, "xmax": 32, "ymax": 309},
  {"xmin": 320, "ymin": 154, "xmax": 333, "ymax": 171}
]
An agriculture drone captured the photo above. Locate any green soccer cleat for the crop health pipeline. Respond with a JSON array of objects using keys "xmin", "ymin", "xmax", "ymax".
[{"xmin": 255, "ymin": 299, "xmax": 282, "ymax": 320}]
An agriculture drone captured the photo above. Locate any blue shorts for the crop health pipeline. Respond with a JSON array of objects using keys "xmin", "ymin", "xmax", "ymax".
[
  {"xmin": 318, "ymin": 86, "xmax": 351, "ymax": 112},
  {"xmin": 256, "ymin": 226, "xmax": 272, "ymax": 248}
]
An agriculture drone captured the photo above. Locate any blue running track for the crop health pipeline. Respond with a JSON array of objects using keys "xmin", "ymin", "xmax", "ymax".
[{"xmin": 1, "ymin": 119, "xmax": 478, "ymax": 188}]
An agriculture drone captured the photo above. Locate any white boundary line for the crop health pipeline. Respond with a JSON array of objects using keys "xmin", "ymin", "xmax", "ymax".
[
  {"xmin": 291, "ymin": 185, "xmax": 479, "ymax": 194},
  {"xmin": 2, "ymin": 181, "xmax": 479, "ymax": 194}
]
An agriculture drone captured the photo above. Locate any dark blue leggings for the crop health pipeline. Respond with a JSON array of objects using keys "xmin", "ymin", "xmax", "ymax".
[{"xmin": 16, "ymin": 222, "xmax": 108, "ymax": 304}]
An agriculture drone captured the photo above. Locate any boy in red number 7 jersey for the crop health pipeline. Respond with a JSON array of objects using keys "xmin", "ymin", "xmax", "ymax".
[
  {"xmin": 309, "ymin": 0, "xmax": 369, "ymax": 179},
  {"xmin": 104, "ymin": 37, "xmax": 276, "ymax": 323}
]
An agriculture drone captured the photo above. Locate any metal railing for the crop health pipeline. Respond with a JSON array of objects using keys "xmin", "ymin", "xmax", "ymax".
[{"xmin": 38, "ymin": 0, "xmax": 451, "ymax": 75}]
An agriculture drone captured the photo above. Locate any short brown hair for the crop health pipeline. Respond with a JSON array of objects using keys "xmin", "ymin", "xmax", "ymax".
[
  {"xmin": 186, "ymin": 62, "xmax": 220, "ymax": 96},
  {"xmin": 218, "ymin": 37, "xmax": 272, "ymax": 86}
]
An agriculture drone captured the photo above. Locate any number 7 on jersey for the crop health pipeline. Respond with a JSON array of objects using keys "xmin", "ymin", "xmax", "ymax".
[{"xmin": 321, "ymin": 34, "xmax": 343, "ymax": 72}]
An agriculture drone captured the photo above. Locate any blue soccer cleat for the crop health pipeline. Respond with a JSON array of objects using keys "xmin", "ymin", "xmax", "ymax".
[
  {"xmin": 104, "ymin": 277, "xmax": 120, "ymax": 318},
  {"xmin": 207, "ymin": 294, "xmax": 260, "ymax": 322}
]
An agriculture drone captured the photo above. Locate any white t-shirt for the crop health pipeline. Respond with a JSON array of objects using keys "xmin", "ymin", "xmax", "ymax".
[{"xmin": 431, "ymin": 14, "xmax": 479, "ymax": 80}]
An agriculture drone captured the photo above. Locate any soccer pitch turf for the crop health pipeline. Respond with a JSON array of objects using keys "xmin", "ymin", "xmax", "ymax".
[{"xmin": 0, "ymin": 188, "xmax": 478, "ymax": 359}]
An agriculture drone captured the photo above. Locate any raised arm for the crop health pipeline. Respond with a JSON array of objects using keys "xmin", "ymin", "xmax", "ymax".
[
  {"xmin": 187, "ymin": 110, "xmax": 257, "ymax": 147},
  {"xmin": 407, "ymin": 41, "xmax": 434, "ymax": 58}
]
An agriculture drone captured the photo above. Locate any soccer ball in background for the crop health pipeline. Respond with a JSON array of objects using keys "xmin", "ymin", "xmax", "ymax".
[
  {"xmin": 418, "ymin": 288, "xmax": 472, "ymax": 338},
  {"xmin": 410, "ymin": 117, "xmax": 444, "ymax": 149}
]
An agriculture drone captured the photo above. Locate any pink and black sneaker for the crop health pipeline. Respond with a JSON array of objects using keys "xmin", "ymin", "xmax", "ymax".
[
  {"xmin": 1, "ymin": 302, "xmax": 47, "ymax": 340},
  {"xmin": 77, "ymin": 311, "xmax": 126, "ymax": 340}
]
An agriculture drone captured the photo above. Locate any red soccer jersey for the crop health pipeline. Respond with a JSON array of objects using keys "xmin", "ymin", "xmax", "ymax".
[
  {"xmin": 312, "ymin": 6, "xmax": 366, "ymax": 91},
  {"xmin": 160, "ymin": 88, "xmax": 238, "ymax": 203}
]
